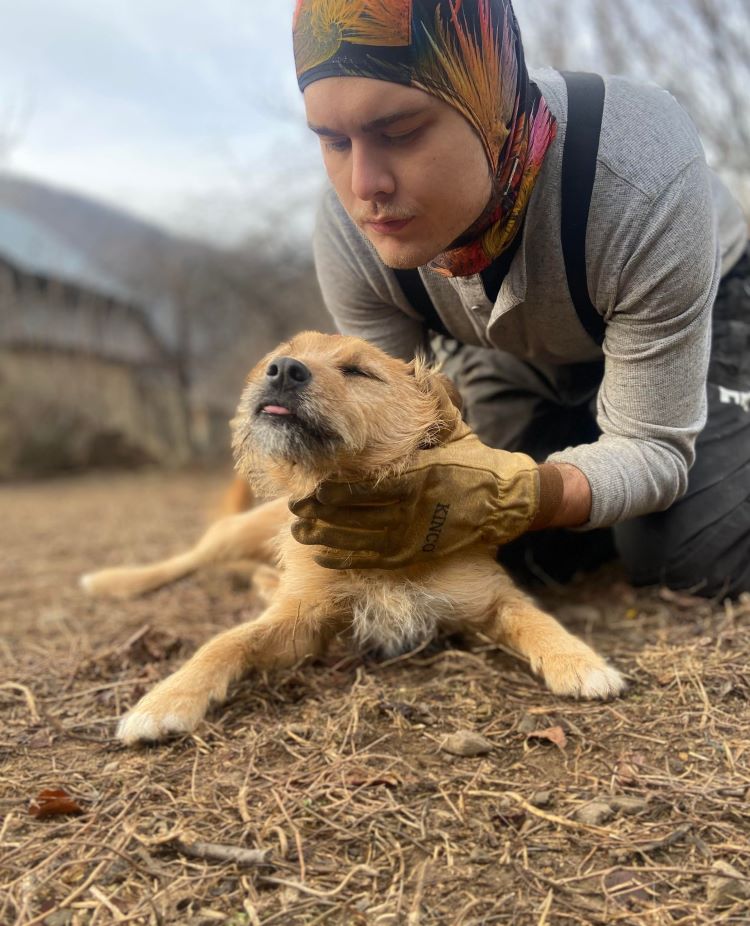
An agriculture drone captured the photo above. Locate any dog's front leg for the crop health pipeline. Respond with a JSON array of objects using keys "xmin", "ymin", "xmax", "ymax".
[
  {"xmin": 117, "ymin": 599, "xmax": 333, "ymax": 745},
  {"xmin": 481, "ymin": 590, "xmax": 625, "ymax": 699}
]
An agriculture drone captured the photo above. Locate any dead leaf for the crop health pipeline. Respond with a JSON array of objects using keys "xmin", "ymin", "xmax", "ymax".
[
  {"xmin": 614, "ymin": 752, "xmax": 647, "ymax": 785},
  {"xmin": 29, "ymin": 788, "xmax": 84, "ymax": 819},
  {"xmin": 527, "ymin": 725, "xmax": 567, "ymax": 750}
]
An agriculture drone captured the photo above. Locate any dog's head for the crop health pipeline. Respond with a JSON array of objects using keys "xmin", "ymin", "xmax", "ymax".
[{"xmin": 231, "ymin": 331, "xmax": 463, "ymax": 498}]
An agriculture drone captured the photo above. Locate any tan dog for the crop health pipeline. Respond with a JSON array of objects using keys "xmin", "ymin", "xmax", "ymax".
[{"xmin": 82, "ymin": 332, "xmax": 624, "ymax": 745}]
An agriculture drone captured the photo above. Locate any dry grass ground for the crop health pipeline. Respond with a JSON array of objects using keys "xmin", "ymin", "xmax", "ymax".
[{"xmin": 2, "ymin": 470, "xmax": 750, "ymax": 926}]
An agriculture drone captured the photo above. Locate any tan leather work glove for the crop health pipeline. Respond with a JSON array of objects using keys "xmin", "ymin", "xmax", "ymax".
[{"xmin": 290, "ymin": 419, "xmax": 564, "ymax": 570}]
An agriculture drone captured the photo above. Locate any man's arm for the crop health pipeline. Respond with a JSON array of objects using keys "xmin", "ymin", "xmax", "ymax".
[
  {"xmin": 530, "ymin": 462, "xmax": 591, "ymax": 530},
  {"xmin": 549, "ymin": 156, "xmax": 721, "ymax": 528}
]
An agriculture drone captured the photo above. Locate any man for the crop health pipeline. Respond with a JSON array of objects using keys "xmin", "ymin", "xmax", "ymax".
[{"xmin": 290, "ymin": 0, "xmax": 749, "ymax": 597}]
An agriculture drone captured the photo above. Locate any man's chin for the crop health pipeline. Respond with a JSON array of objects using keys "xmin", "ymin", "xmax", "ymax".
[{"xmin": 369, "ymin": 238, "xmax": 439, "ymax": 270}]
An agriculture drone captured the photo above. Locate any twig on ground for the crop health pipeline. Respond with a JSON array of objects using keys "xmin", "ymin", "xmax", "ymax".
[{"xmin": 170, "ymin": 838, "xmax": 273, "ymax": 867}]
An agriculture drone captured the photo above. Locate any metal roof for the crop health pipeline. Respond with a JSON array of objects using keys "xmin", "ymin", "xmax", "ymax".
[{"xmin": 0, "ymin": 204, "xmax": 137, "ymax": 305}]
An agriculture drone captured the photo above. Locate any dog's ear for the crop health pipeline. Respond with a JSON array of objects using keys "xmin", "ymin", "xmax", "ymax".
[
  {"xmin": 429, "ymin": 371, "xmax": 463, "ymax": 413},
  {"xmin": 407, "ymin": 357, "xmax": 463, "ymax": 412},
  {"xmin": 407, "ymin": 357, "xmax": 465, "ymax": 446}
]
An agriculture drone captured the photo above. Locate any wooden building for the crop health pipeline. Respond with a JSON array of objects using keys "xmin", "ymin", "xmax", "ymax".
[{"xmin": 0, "ymin": 208, "xmax": 191, "ymax": 476}]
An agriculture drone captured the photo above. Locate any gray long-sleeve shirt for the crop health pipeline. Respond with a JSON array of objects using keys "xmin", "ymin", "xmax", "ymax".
[{"xmin": 312, "ymin": 68, "xmax": 748, "ymax": 529}]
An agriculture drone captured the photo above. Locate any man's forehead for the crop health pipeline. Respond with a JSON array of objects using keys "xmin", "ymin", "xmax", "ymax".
[{"xmin": 304, "ymin": 77, "xmax": 437, "ymax": 134}]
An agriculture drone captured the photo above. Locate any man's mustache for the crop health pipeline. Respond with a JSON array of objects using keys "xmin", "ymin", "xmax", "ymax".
[{"xmin": 355, "ymin": 208, "xmax": 414, "ymax": 224}]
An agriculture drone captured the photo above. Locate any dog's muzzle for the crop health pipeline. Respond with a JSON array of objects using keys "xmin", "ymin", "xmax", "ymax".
[
  {"xmin": 266, "ymin": 357, "xmax": 311, "ymax": 390},
  {"xmin": 255, "ymin": 357, "xmax": 312, "ymax": 417}
]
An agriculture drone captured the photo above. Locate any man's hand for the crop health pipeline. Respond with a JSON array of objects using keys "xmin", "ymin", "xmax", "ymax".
[{"xmin": 290, "ymin": 424, "xmax": 570, "ymax": 569}]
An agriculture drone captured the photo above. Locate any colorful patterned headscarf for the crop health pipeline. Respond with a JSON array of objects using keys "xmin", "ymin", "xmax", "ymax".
[{"xmin": 293, "ymin": 0, "xmax": 556, "ymax": 278}]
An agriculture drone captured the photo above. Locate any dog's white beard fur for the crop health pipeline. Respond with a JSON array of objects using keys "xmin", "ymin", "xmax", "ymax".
[{"xmin": 231, "ymin": 388, "xmax": 342, "ymax": 492}]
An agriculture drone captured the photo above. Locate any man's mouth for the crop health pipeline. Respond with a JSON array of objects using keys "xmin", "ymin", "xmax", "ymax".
[{"xmin": 364, "ymin": 217, "xmax": 413, "ymax": 235}]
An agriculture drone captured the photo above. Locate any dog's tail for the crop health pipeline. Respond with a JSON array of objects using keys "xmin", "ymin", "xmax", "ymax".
[
  {"xmin": 80, "ymin": 500, "xmax": 287, "ymax": 599},
  {"xmin": 81, "ymin": 477, "xmax": 257, "ymax": 598},
  {"xmin": 79, "ymin": 550, "xmax": 202, "ymax": 599},
  {"xmin": 218, "ymin": 475, "xmax": 255, "ymax": 517}
]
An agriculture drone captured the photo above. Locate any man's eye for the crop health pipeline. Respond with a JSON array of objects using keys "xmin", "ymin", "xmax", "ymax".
[
  {"xmin": 324, "ymin": 138, "xmax": 350, "ymax": 153},
  {"xmin": 383, "ymin": 128, "xmax": 420, "ymax": 146},
  {"xmin": 340, "ymin": 365, "xmax": 369, "ymax": 377}
]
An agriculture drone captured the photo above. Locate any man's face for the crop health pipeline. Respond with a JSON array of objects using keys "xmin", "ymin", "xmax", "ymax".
[{"xmin": 304, "ymin": 77, "xmax": 493, "ymax": 269}]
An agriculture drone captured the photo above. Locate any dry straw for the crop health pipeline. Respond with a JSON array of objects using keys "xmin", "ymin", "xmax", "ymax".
[{"xmin": 2, "ymin": 472, "xmax": 750, "ymax": 924}]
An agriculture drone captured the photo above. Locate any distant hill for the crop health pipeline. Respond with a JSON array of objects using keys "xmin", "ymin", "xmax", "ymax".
[{"xmin": 0, "ymin": 172, "xmax": 178, "ymax": 265}]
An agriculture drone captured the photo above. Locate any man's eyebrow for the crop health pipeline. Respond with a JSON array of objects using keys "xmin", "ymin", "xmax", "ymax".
[{"xmin": 307, "ymin": 108, "xmax": 427, "ymax": 137}]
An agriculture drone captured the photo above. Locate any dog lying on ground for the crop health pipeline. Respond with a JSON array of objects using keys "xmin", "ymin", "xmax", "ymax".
[{"xmin": 82, "ymin": 331, "xmax": 624, "ymax": 745}]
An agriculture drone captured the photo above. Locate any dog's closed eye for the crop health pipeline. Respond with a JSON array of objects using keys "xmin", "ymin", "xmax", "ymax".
[{"xmin": 339, "ymin": 365, "xmax": 382, "ymax": 381}]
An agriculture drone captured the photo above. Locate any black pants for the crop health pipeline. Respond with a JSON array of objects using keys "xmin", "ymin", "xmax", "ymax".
[{"xmin": 445, "ymin": 245, "xmax": 750, "ymax": 598}]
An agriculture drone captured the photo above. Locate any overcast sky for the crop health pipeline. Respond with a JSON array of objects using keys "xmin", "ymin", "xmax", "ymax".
[
  {"xmin": 0, "ymin": 0, "xmax": 323, "ymax": 243},
  {"xmin": 2, "ymin": 0, "xmax": 746, "ymax": 247}
]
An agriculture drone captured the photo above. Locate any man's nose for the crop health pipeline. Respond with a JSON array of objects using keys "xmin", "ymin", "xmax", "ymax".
[
  {"xmin": 350, "ymin": 142, "xmax": 395, "ymax": 202},
  {"xmin": 265, "ymin": 357, "xmax": 312, "ymax": 389}
]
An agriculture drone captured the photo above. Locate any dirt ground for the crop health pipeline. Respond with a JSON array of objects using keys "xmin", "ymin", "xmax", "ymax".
[{"xmin": 2, "ymin": 469, "xmax": 750, "ymax": 926}]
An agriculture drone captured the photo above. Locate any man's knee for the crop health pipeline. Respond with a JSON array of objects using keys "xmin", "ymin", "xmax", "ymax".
[{"xmin": 614, "ymin": 513, "xmax": 748, "ymax": 599}]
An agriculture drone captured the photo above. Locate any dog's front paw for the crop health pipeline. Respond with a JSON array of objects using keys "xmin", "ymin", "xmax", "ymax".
[
  {"xmin": 117, "ymin": 679, "xmax": 211, "ymax": 745},
  {"xmin": 534, "ymin": 647, "xmax": 625, "ymax": 700}
]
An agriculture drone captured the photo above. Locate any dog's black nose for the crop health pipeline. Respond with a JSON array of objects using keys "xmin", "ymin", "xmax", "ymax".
[{"xmin": 265, "ymin": 357, "xmax": 311, "ymax": 389}]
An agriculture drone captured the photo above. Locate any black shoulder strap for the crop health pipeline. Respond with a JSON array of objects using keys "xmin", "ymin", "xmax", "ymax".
[
  {"xmin": 396, "ymin": 71, "xmax": 606, "ymax": 346},
  {"xmin": 393, "ymin": 266, "xmax": 452, "ymax": 339},
  {"xmin": 560, "ymin": 71, "xmax": 606, "ymax": 346}
]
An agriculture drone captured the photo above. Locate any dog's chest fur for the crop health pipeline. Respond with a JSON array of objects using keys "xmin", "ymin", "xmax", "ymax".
[{"xmin": 340, "ymin": 571, "xmax": 455, "ymax": 658}]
